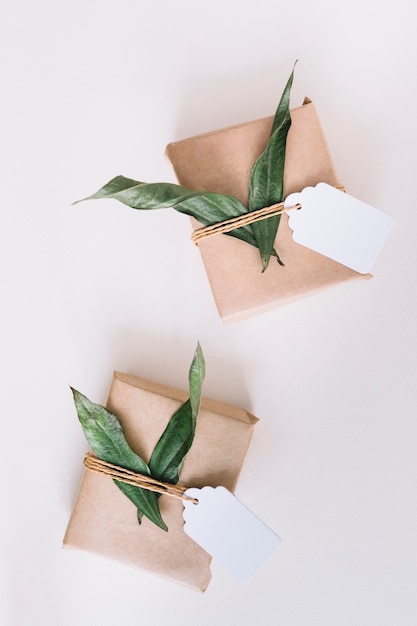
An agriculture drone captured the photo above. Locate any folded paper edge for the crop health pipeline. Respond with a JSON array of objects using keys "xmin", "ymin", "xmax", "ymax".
[
  {"xmin": 61, "ymin": 542, "xmax": 212, "ymax": 593},
  {"xmin": 165, "ymin": 99, "xmax": 312, "ymax": 155},
  {"xmin": 112, "ymin": 371, "xmax": 259, "ymax": 425}
]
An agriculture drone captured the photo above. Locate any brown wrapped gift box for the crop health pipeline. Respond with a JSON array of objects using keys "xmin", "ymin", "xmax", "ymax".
[
  {"xmin": 166, "ymin": 100, "xmax": 370, "ymax": 322},
  {"xmin": 63, "ymin": 371, "xmax": 258, "ymax": 592}
]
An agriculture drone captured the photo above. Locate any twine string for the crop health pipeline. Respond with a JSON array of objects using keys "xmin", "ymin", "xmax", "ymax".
[
  {"xmin": 83, "ymin": 454, "xmax": 198, "ymax": 503},
  {"xmin": 191, "ymin": 184, "xmax": 346, "ymax": 245}
]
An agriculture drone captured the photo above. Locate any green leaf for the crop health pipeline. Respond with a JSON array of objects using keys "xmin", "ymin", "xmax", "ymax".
[
  {"xmin": 248, "ymin": 65, "xmax": 296, "ymax": 271},
  {"xmin": 71, "ymin": 343, "xmax": 206, "ymax": 531},
  {"xmin": 73, "ymin": 175, "xmax": 143, "ymax": 201},
  {"xmin": 148, "ymin": 399, "xmax": 194, "ymax": 484},
  {"xmin": 74, "ymin": 176, "xmax": 259, "ymax": 249},
  {"xmin": 73, "ymin": 175, "xmax": 204, "ymax": 208},
  {"xmin": 188, "ymin": 342, "xmax": 205, "ymax": 419},
  {"xmin": 71, "ymin": 387, "xmax": 168, "ymax": 531},
  {"xmin": 73, "ymin": 65, "xmax": 297, "ymax": 271},
  {"xmin": 149, "ymin": 343, "xmax": 205, "ymax": 484}
]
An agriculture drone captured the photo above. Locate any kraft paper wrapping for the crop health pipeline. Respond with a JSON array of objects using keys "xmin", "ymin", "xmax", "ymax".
[
  {"xmin": 165, "ymin": 100, "xmax": 370, "ymax": 322},
  {"xmin": 63, "ymin": 372, "xmax": 258, "ymax": 592}
]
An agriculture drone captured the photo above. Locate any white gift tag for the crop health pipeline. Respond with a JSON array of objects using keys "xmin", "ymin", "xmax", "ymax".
[
  {"xmin": 284, "ymin": 182, "xmax": 394, "ymax": 274},
  {"xmin": 183, "ymin": 486, "xmax": 281, "ymax": 582}
]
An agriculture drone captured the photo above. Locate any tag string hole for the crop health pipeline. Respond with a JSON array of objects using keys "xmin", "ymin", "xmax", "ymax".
[{"xmin": 191, "ymin": 184, "xmax": 345, "ymax": 245}]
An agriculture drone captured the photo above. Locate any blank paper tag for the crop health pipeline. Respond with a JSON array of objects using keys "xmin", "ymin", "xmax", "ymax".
[
  {"xmin": 183, "ymin": 486, "xmax": 281, "ymax": 582},
  {"xmin": 284, "ymin": 182, "xmax": 394, "ymax": 274}
]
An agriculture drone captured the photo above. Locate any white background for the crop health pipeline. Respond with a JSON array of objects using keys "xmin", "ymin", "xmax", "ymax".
[{"xmin": 2, "ymin": 1, "xmax": 416, "ymax": 625}]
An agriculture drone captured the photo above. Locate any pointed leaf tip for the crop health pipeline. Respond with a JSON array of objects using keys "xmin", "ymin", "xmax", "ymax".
[
  {"xmin": 247, "ymin": 65, "xmax": 296, "ymax": 269},
  {"xmin": 148, "ymin": 344, "xmax": 205, "ymax": 487},
  {"xmin": 71, "ymin": 387, "xmax": 168, "ymax": 531}
]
